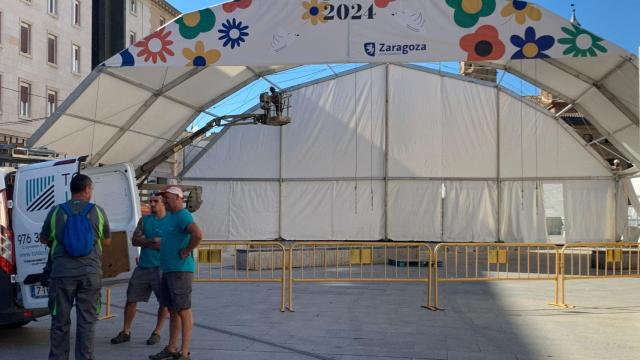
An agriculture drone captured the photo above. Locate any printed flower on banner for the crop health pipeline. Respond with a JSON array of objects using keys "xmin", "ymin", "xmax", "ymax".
[
  {"xmin": 176, "ymin": 9, "xmax": 216, "ymax": 40},
  {"xmin": 118, "ymin": 49, "xmax": 135, "ymax": 66},
  {"xmin": 134, "ymin": 28, "xmax": 175, "ymax": 64},
  {"xmin": 222, "ymin": 0, "xmax": 252, "ymax": 13},
  {"xmin": 302, "ymin": 0, "xmax": 330, "ymax": 26},
  {"xmin": 460, "ymin": 25, "xmax": 505, "ymax": 61},
  {"xmin": 218, "ymin": 18, "xmax": 250, "ymax": 49},
  {"xmin": 500, "ymin": 0, "xmax": 541, "ymax": 25},
  {"xmin": 374, "ymin": 0, "xmax": 395, "ymax": 8},
  {"xmin": 558, "ymin": 23, "xmax": 608, "ymax": 57},
  {"xmin": 446, "ymin": 0, "xmax": 496, "ymax": 28},
  {"xmin": 510, "ymin": 26, "xmax": 555, "ymax": 59},
  {"xmin": 183, "ymin": 41, "xmax": 221, "ymax": 66}
]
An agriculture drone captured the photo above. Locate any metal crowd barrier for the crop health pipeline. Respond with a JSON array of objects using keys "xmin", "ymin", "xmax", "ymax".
[
  {"xmin": 194, "ymin": 241, "xmax": 287, "ymax": 312},
  {"xmin": 287, "ymin": 242, "xmax": 434, "ymax": 311},
  {"xmin": 556, "ymin": 242, "xmax": 640, "ymax": 307},
  {"xmin": 433, "ymin": 243, "xmax": 561, "ymax": 309}
]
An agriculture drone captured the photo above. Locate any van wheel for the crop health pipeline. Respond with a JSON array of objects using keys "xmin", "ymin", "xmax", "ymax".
[{"xmin": 1, "ymin": 321, "xmax": 30, "ymax": 329}]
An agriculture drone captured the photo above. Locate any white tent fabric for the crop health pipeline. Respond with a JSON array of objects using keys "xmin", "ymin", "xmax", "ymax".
[
  {"xmin": 282, "ymin": 68, "xmax": 385, "ymax": 179},
  {"xmin": 388, "ymin": 181, "xmax": 442, "ymax": 241},
  {"xmin": 498, "ymin": 91, "xmax": 612, "ymax": 178},
  {"xmin": 183, "ymin": 65, "xmax": 620, "ymax": 241},
  {"xmin": 563, "ymin": 180, "xmax": 615, "ymax": 242},
  {"xmin": 623, "ymin": 178, "xmax": 640, "ymax": 221},
  {"xmin": 443, "ymin": 181, "xmax": 498, "ymax": 242},
  {"xmin": 499, "ymin": 181, "xmax": 547, "ymax": 243},
  {"xmin": 26, "ymin": 1, "xmax": 638, "ymax": 177},
  {"xmin": 388, "ymin": 68, "xmax": 498, "ymax": 178}
]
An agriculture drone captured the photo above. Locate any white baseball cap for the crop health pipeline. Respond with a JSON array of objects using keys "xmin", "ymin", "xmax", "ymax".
[{"xmin": 159, "ymin": 186, "xmax": 184, "ymax": 199}]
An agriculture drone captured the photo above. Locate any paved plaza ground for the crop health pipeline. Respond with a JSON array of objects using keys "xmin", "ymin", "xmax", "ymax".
[{"xmin": 1, "ymin": 277, "xmax": 638, "ymax": 359}]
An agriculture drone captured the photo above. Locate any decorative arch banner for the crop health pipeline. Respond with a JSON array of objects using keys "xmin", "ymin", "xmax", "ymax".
[{"xmin": 104, "ymin": 0, "xmax": 624, "ymax": 68}]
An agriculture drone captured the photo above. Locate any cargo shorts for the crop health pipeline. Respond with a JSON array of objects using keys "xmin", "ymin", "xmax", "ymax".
[
  {"xmin": 159, "ymin": 272, "xmax": 193, "ymax": 312},
  {"xmin": 126, "ymin": 267, "xmax": 162, "ymax": 303}
]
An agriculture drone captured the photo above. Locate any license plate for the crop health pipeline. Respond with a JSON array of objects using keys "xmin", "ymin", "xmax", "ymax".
[{"xmin": 31, "ymin": 285, "xmax": 49, "ymax": 298}]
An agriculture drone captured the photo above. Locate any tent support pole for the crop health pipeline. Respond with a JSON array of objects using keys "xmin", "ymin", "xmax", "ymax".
[
  {"xmin": 384, "ymin": 63, "xmax": 390, "ymax": 241},
  {"xmin": 496, "ymin": 88, "xmax": 501, "ymax": 242},
  {"xmin": 279, "ymin": 124, "xmax": 284, "ymax": 239}
]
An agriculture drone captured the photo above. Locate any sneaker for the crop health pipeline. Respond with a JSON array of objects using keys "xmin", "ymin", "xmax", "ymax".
[
  {"xmin": 148, "ymin": 347, "xmax": 179, "ymax": 360},
  {"xmin": 110, "ymin": 331, "xmax": 131, "ymax": 345},
  {"xmin": 146, "ymin": 331, "xmax": 161, "ymax": 345}
]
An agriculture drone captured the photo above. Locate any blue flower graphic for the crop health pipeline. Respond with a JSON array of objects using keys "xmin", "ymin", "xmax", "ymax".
[
  {"xmin": 510, "ymin": 26, "xmax": 555, "ymax": 59},
  {"xmin": 218, "ymin": 18, "xmax": 250, "ymax": 49}
]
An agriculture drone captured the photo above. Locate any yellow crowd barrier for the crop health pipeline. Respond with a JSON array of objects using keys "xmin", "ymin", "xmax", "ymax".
[
  {"xmin": 555, "ymin": 242, "xmax": 640, "ymax": 307},
  {"xmin": 195, "ymin": 241, "xmax": 287, "ymax": 312},
  {"xmin": 433, "ymin": 243, "xmax": 561, "ymax": 309},
  {"xmin": 287, "ymin": 242, "xmax": 434, "ymax": 311}
]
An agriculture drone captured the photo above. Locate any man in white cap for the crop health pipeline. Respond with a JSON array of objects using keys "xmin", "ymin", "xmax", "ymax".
[{"xmin": 149, "ymin": 187, "xmax": 203, "ymax": 360}]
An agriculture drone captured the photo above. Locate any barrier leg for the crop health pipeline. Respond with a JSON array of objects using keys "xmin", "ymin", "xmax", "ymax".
[
  {"xmin": 280, "ymin": 248, "xmax": 286, "ymax": 312},
  {"xmin": 549, "ymin": 254, "xmax": 572, "ymax": 308},
  {"xmin": 287, "ymin": 247, "xmax": 294, "ymax": 312},
  {"xmin": 422, "ymin": 259, "xmax": 438, "ymax": 311},
  {"xmin": 99, "ymin": 288, "xmax": 117, "ymax": 321}
]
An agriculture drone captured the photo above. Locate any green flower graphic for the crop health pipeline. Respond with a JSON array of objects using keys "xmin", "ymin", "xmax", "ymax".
[
  {"xmin": 558, "ymin": 24, "xmax": 608, "ymax": 57},
  {"xmin": 446, "ymin": 0, "xmax": 496, "ymax": 28},
  {"xmin": 176, "ymin": 9, "xmax": 216, "ymax": 40}
]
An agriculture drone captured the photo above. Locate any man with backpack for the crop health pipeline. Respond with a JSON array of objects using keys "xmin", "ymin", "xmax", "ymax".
[{"xmin": 40, "ymin": 174, "xmax": 111, "ymax": 360}]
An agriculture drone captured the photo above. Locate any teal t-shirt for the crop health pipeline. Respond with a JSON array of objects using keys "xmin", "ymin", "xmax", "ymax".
[
  {"xmin": 138, "ymin": 214, "xmax": 168, "ymax": 269},
  {"xmin": 160, "ymin": 208, "xmax": 195, "ymax": 273}
]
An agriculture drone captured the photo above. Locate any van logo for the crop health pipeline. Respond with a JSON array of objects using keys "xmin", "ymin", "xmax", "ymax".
[{"xmin": 26, "ymin": 176, "xmax": 55, "ymax": 212}]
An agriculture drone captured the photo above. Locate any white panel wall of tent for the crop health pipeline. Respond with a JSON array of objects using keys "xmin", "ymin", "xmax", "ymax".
[{"xmin": 183, "ymin": 64, "xmax": 624, "ymax": 243}]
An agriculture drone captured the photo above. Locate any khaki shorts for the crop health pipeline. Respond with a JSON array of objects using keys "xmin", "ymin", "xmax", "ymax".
[
  {"xmin": 159, "ymin": 272, "xmax": 193, "ymax": 312},
  {"xmin": 126, "ymin": 267, "xmax": 162, "ymax": 303}
]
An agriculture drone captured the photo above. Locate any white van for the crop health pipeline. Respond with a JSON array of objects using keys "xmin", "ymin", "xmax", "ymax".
[{"xmin": 0, "ymin": 157, "xmax": 139, "ymax": 327}]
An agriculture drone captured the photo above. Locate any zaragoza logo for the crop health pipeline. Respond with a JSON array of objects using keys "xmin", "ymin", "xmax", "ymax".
[
  {"xmin": 364, "ymin": 42, "xmax": 376, "ymax": 57},
  {"xmin": 26, "ymin": 176, "xmax": 55, "ymax": 212},
  {"xmin": 364, "ymin": 41, "xmax": 427, "ymax": 57}
]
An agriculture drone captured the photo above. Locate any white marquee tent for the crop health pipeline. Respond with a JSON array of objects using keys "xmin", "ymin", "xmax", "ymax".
[
  {"xmin": 181, "ymin": 64, "xmax": 637, "ymax": 242},
  {"xmin": 26, "ymin": 0, "xmax": 639, "ymax": 242}
]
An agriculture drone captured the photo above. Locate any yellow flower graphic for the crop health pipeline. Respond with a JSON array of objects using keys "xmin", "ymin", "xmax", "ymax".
[
  {"xmin": 182, "ymin": 40, "xmax": 221, "ymax": 67},
  {"xmin": 500, "ymin": 0, "xmax": 541, "ymax": 25},
  {"xmin": 302, "ymin": 0, "xmax": 329, "ymax": 26}
]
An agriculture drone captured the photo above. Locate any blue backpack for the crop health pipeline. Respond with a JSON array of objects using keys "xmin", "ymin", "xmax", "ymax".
[{"xmin": 56, "ymin": 203, "xmax": 97, "ymax": 257}]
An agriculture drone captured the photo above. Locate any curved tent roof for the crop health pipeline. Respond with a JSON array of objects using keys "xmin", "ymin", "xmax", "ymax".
[{"xmin": 28, "ymin": 0, "xmax": 639, "ymax": 173}]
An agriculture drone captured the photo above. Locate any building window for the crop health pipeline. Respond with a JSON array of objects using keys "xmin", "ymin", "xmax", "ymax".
[
  {"xmin": 159, "ymin": 16, "xmax": 166, "ymax": 27},
  {"xmin": 130, "ymin": 0, "xmax": 137, "ymax": 14},
  {"xmin": 47, "ymin": 90, "xmax": 57, "ymax": 117},
  {"xmin": 72, "ymin": 44, "xmax": 80, "ymax": 73},
  {"xmin": 47, "ymin": 34, "xmax": 57, "ymax": 65},
  {"xmin": 20, "ymin": 21, "xmax": 31, "ymax": 55},
  {"xmin": 47, "ymin": 0, "xmax": 57, "ymax": 15},
  {"xmin": 19, "ymin": 81, "xmax": 30, "ymax": 118},
  {"xmin": 129, "ymin": 31, "xmax": 136, "ymax": 46},
  {"xmin": 73, "ymin": 0, "xmax": 81, "ymax": 26}
]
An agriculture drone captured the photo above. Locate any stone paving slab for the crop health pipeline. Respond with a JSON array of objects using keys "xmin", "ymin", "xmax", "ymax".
[{"xmin": 1, "ymin": 278, "xmax": 639, "ymax": 359}]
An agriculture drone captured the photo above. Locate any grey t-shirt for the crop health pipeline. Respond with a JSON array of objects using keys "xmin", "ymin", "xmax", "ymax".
[{"xmin": 40, "ymin": 200, "xmax": 111, "ymax": 278}]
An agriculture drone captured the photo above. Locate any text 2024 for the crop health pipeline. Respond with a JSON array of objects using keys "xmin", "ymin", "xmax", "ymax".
[{"xmin": 324, "ymin": 3, "xmax": 376, "ymax": 21}]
